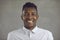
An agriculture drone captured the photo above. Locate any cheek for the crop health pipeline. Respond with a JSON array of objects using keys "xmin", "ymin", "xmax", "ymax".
[
  {"xmin": 22, "ymin": 17, "xmax": 28, "ymax": 22},
  {"xmin": 34, "ymin": 17, "xmax": 37, "ymax": 20}
]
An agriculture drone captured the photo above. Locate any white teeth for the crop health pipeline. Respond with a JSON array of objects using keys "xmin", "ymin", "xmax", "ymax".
[{"xmin": 28, "ymin": 21, "xmax": 33, "ymax": 23}]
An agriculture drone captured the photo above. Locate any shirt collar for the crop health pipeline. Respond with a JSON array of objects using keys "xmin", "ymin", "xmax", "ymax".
[
  {"xmin": 32, "ymin": 26, "xmax": 38, "ymax": 33},
  {"xmin": 23, "ymin": 26, "xmax": 38, "ymax": 33}
]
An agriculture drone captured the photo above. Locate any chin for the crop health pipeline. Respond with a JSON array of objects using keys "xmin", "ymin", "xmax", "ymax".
[
  {"xmin": 28, "ymin": 24, "xmax": 33, "ymax": 27},
  {"xmin": 28, "ymin": 25, "xmax": 33, "ymax": 27}
]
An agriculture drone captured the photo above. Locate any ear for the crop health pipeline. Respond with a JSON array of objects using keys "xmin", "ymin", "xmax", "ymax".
[
  {"xmin": 21, "ymin": 15, "xmax": 25, "ymax": 20},
  {"xmin": 21, "ymin": 15, "xmax": 23, "ymax": 20}
]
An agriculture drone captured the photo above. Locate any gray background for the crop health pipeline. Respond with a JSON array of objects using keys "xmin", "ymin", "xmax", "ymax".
[{"xmin": 0, "ymin": 0, "xmax": 60, "ymax": 40}]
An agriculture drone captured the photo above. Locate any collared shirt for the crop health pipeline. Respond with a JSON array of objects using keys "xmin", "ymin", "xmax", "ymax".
[{"xmin": 7, "ymin": 26, "xmax": 53, "ymax": 40}]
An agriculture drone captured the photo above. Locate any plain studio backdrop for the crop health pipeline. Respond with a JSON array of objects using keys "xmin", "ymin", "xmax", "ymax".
[{"xmin": 0, "ymin": 0, "xmax": 60, "ymax": 40}]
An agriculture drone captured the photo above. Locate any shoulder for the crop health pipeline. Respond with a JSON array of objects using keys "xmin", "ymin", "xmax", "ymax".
[
  {"xmin": 7, "ymin": 29, "xmax": 25, "ymax": 40},
  {"xmin": 37, "ymin": 27, "xmax": 53, "ymax": 40},
  {"xmin": 8, "ymin": 28, "xmax": 24, "ymax": 36},
  {"xmin": 38, "ymin": 27, "xmax": 53, "ymax": 35}
]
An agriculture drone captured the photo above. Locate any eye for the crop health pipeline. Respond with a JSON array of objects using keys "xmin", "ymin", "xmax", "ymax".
[
  {"xmin": 32, "ymin": 13, "xmax": 34, "ymax": 15},
  {"xmin": 32, "ymin": 13, "xmax": 36, "ymax": 16},
  {"xmin": 24, "ymin": 13, "xmax": 29, "ymax": 16}
]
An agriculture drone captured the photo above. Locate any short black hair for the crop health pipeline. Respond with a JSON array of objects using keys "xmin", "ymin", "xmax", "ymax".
[{"xmin": 22, "ymin": 2, "xmax": 37, "ymax": 11}]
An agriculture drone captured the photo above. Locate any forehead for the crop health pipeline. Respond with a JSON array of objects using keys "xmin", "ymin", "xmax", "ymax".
[{"xmin": 23, "ymin": 7, "xmax": 37, "ymax": 12}]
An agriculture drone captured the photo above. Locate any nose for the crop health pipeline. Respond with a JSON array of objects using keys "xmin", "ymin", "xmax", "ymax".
[{"xmin": 28, "ymin": 14, "xmax": 32, "ymax": 20}]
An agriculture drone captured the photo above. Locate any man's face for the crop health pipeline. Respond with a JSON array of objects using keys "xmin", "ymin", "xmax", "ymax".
[{"xmin": 21, "ymin": 7, "xmax": 39, "ymax": 30}]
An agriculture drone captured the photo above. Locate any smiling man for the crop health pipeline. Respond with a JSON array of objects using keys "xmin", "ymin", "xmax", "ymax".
[{"xmin": 7, "ymin": 2, "xmax": 53, "ymax": 40}]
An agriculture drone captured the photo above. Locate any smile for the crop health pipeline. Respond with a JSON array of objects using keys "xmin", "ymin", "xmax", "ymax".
[{"xmin": 27, "ymin": 20, "xmax": 33, "ymax": 23}]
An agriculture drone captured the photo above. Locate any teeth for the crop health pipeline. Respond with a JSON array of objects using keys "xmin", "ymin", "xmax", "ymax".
[{"xmin": 28, "ymin": 21, "xmax": 33, "ymax": 23}]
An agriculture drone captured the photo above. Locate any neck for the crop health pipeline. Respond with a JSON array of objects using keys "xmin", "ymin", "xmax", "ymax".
[{"xmin": 24, "ymin": 26, "xmax": 36, "ymax": 30}]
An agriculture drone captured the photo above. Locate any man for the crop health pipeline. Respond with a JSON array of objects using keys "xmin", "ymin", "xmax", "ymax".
[{"xmin": 7, "ymin": 2, "xmax": 53, "ymax": 40}]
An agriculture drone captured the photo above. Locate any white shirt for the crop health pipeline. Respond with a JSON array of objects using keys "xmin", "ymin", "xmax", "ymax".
[{"xmin": 7, "ymin": 26, "xmax": 53, "ymax": 40}]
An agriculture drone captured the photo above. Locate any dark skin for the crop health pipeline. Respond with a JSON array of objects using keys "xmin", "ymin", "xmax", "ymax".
[{"xmin": 21, "ymin": 7, "xmax": 39, "ymax": 30}]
